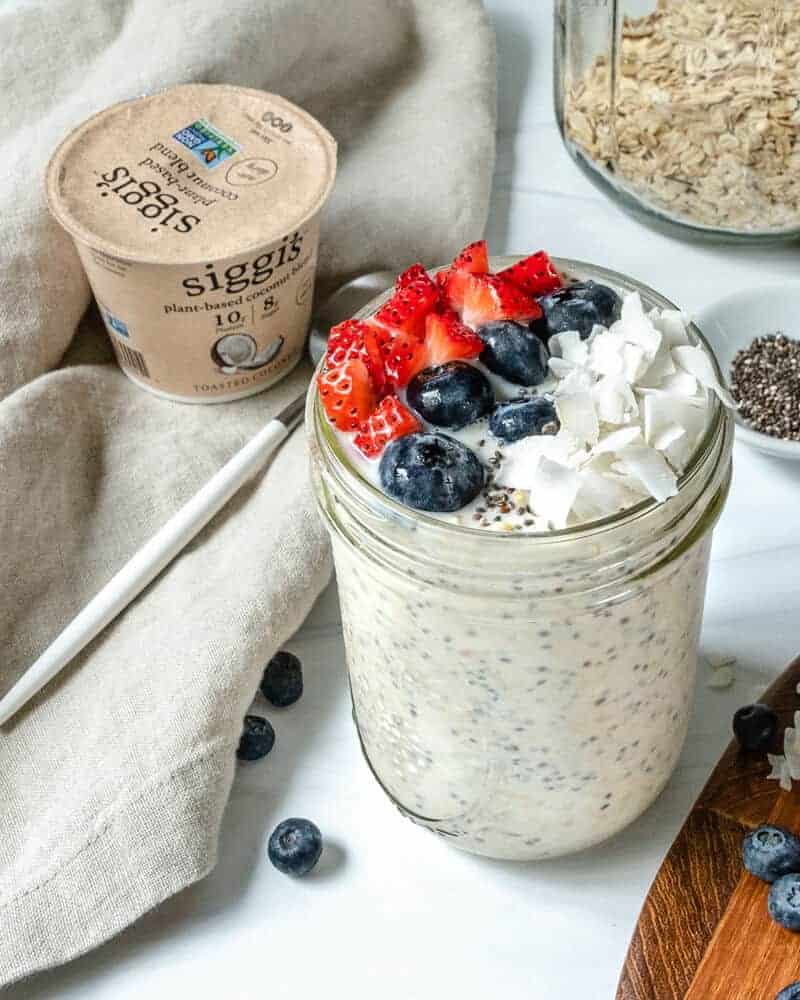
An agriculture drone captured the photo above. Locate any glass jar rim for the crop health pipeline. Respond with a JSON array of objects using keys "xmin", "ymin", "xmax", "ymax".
[{"xmin": 310, "ymin": 256, "xmax": 730, "ymax": 545}]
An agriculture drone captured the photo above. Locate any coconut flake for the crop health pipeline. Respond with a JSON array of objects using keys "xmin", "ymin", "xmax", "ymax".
[
  {"xmin": 589, "ymin": 331, "xmax": 627, "ymax": 377},
  {"xmin": 496, "ymin": 431, "xmax": 579, "ymax": 490},
  {"xmin": 617, "ymin": 292, "xmax": 662, "ymax": 358},
  {"xmin": 592, "ymin": 374, "xmax": 638, "ymax": 425},
  {"xmin": 527, "ymin": 457, "xmax": 582, "ymax": 529},
  {"xmin": 572, "ymin": 466, "xmax": 641, "ymax": 521},
  {"xmin": 614, "ymin": 444, "xmax": 678, "ymax": 502},
  {"xmin": 638, "ymin": 338, "xmax": 677, "ymax": 388},
  {"xmin": 768, "ymin": 754, "xmax": 793, "ymax": 792},
  {"xmin": 672, "ymin": 345, "xmax": 736, "ymax": 407},
  {"xmin": 593, "ymin": 426, "xmax": 643, "ymax": 455},
  {"xmin": 652, "ymin": 423, "xmax": 685, "ymax": 453},
  {"xmin": 651, "ymin": 308, "xmax": 691, "ymax": 348},
  {"xmin": 556, "ymin": 391, "xmax": 599, "ymax": 446},
  {"xmin": 549, "ymin": 330, "xmax": 589, "ymax": 366},
  {"xmin": 706, "ymin": 665, "xmax": 735, "ymax": 690},
  {"xmin": 642, "ymin": 390, "xmax": 708, "ymax": 469},
  {"xmin": 555, "ymin": 364, "xmax": 594, "ymax": 394},
  {"xmin": 654, "ymin": 370, "xmax": 701, "ymax": 399},
  {"xmin": 622, "ymin": 343, "xmax": 650, "ymax": 382}
]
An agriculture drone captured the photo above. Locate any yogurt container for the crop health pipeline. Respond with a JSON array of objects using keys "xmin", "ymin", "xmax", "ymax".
[
  {"xmin": 46, "ymin": 84, "xmax": 336, "ymax": 402},
  {"xmin": 308, "ymin": 258, "xmax": 733, "ymax": 860}
]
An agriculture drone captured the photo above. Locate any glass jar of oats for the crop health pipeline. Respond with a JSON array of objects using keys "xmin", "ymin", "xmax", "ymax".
[
  {"xmin": 308, "ymin": 259, "xmax": 734, "ymax": 861},
  {"xmin": 555, "ymin": 1, "xmax": 800, "ymax": 241}
]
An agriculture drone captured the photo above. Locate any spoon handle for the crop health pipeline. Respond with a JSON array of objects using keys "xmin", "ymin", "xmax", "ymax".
[{"xmin": 0, "ymin": 394, "xmax": 305, "ymax": 726}]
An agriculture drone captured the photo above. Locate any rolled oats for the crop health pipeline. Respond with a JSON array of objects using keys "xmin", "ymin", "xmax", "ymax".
[{"xmin": 563, "ymin": 0, "xmax": 800, "ymax": 232}]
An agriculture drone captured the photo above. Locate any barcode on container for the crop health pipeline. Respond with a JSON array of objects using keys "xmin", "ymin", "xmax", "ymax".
[{"xmin": 115, "ymin": 342, "xmax": 150, "ymax": 380}]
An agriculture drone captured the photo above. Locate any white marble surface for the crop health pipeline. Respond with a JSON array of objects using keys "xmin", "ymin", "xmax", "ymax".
[{"xmin": 11, "ymin": 3, "xmax": 800, "ymax": 998}]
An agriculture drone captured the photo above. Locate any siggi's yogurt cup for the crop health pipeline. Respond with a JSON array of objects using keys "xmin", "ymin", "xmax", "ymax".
[
  {"xmin": 46, "ymin": 84, "xmax": 336, "ymax": 402},
  {"xmin": 308, "ymin": 258, "xmax": 733, "ymax": 860}
]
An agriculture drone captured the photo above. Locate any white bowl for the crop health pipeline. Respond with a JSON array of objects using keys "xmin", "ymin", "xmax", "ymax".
[{"xmin": 695, "ymin": 284, "xmax": 800, "ymax": 460}]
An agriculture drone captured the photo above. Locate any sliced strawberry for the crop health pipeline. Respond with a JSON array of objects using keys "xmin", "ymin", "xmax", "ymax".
[
  {"xmin": 498, "ymin": 251, "xmax": 563, "ymax": 297},
  {"xmin": 436, "ymin": 268, "xmax": 471, "ymax": 314},
  {"xmin": 380, "ymin": 331, "xmax": 428, "ymax": 390},
  {"xmin": 317, "ymin": 359, "xmax": 376, "ymax": 431},
  {"xmin": 436, "ymin": 240, "xmax": 490, "ymax": 313},
  {"xmin": 461, "ymin": 274, "xmax": 543, "ymax": 328},
  {"xmin": 327, "ymin": 319, "xmax": 386, "ymax": 395},
  {"xmin": 353, "ymin": 396, "xmax": 421, "ymax": 458},
  {"xmin": 396, "ymin": 263, "xmax": 429, "ymax": 288},
  {"xmin": 425, "ymin": 310, "xmax": 484, "ymax": 365},
  {"xmin": 374, "ymin": 274, "xmax": 439, "ymax": 338},
  {"xmin": 452, "ymin": 239, "xmax": 489, "ymax": 275}
]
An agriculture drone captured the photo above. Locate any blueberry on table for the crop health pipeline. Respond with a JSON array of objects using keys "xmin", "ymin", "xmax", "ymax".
[
  {"xmin": 236, "ymin": 715, "xmax": 275, "ymax": 761},
  {"xmin": 539, "ymin": 281, "xmax": 622, "ymax": 339},
  {"xmin": 261, "ymin": 650, "xmax": 303, "ymax": 707},
  {"xmin": 776, "ymin": 983, "xmax": 800, "ymax": 1000},
  {"xmin": 489, "ymin": 397, "xmax": 559, "ymax": 443},
  {"xmin": 379, "ymin": 431, "xmax": 485, "ymax": 513},
  {"xmin": 733, "ymin": 703, "xmax": 778, "ymax": 751},
  {"xmin": 769, "ymin": 873, "xmax": 800, "ymax": 931},
  {"xmin": 743, "ymin": 825, "xmax": 800, "ymax": 882},
  {"xmin": 477, "ymin": 320, "xmax": 550, "ymax": 386},
  {"xmin": 406, "ymin": 361, "xmax": 494, "ymax": 429},
  {"xmin": 268, "ymin": 818, "xmax": 323, "ymax": 876}
]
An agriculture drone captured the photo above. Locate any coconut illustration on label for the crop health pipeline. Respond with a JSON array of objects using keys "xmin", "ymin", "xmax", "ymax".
[{"xmin": 46, "ymin": 84, "xmax": 337, "ymax": 403}]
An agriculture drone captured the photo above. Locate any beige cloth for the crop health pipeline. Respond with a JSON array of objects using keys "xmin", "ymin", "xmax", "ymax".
[{"xmin": 0, "ymin": 0, "xmax": 496, "ymax": 985}]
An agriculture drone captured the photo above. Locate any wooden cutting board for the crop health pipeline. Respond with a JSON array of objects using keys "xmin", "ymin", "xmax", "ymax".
[{"xmin": 616, "ymin": 656, "xmax": 800, "ymax": 1000}]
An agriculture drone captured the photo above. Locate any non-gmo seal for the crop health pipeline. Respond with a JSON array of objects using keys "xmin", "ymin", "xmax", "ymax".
[{"xmin": 226, "ymin": 157, "xmax": 279, "ymax": 187}]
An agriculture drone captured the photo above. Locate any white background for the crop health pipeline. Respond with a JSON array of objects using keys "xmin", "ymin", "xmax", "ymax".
[{"xmin": 10, "ymin": 3, "xmax": 800, "ymax": 998}]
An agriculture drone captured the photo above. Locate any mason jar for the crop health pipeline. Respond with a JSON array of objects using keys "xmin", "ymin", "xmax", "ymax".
[
  {"xmin": 308, "ymin": 259, "xmax": 733, "ymax": 860},
  {"xmin": 555, "ymin": 0, "xmax": 800, "ymax": 242}
]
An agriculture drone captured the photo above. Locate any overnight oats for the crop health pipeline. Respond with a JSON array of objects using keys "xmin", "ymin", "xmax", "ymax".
[{"xmin": 308, "ymin": 242, "xmax": 734, "ymax": 860}]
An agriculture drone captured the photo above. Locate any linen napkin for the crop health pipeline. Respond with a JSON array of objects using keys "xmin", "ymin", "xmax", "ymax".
[{"xmin": 0, "ymin": 0, "xmax": 496, "ymax": 984}]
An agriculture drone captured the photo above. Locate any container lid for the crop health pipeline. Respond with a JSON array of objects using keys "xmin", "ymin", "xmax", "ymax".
[{"xmin": 46, "ymin": 84, "xmax": 337, "ymax": 264}]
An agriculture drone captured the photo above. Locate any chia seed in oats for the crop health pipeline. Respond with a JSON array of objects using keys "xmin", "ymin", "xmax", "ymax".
[{"xmin": 730, "ymin": 333, "xmax": 800, "ymax": 440}]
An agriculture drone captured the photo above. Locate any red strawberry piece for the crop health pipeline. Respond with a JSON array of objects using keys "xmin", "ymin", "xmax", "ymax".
[
  {"xmin": 327, "ymin": 319, "xmax": 387, "ymax": 395},
  {"xmin": 498, "ymin": 251, "xmax": 563, "ymax": 296},
  {"xmin": 380, "ymin": 331, "xmax": 428, "ymax": 390},
  {"xmin": 353, "ymin": 396, "xmax": 421, "ymax": 458},
  {"xmin": 436, "ymin": 268, "xmax": 471, "ymax": 314},
  {"xmin": 451, "ymin": 239, "xmax": 489, "ymax": 275},
  {"xmin": 374, "ymin": 274, "xmax": 439, "ymax": 339},
  {"xmin": 424, "ymin": 310, "xmax": 484, "ymax": 365},
  {"xmin": 396, "ymin": 263, "xmax": 429, "ymax": 288},
  {"xmin": 317, "ymin": 359, "xmax": 376, "ymax": 432},
  {"xmin": 436, "ymin": 240, "xmax": 490, "ymax": 313},
  {"xmin": 461, "ymin": 274, "xmax": 543, "ymax": 328}
]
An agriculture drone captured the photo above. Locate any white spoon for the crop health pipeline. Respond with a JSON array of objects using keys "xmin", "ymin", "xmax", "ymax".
[{"xmin": 0, "ymin": 271, "xmax": 395, "ymax": 726}]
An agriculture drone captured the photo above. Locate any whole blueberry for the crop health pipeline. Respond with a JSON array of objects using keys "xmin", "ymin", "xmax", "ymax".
[
  {"xmin": 540, "ymin": 281, "xmax": 622, "ymax": 339},
  {"xmin": 777, "ymin": 982, "xmax": 800, "ymax": 1000},
  {"xmin": 733, "ymin": 703, "xmax": 778, "ymax": 752},
  {"xmin": 261, "ymin": 650, "xmax": 303, "ymax": 707},
  {"xmin": 769, "ymin": 873, "xmax": 800, "ymax": 931},
  {"xmin": 379, "ymin": 432, "xmax": 485, "ymax": 513},
  {"xmin": 743, "ymin": 825, "xmax": 800, "ymax": 883},
  {"xmin": 477, "ymin": 321, "xmax": 550, "ymax": 386},
  {"xmin": 407, "ymin": 361, "xmax": 494, "ymax": 429},
  {"xmin": 236, "ymin": 715, "xmax": 275, "ymax": 761},
  {"xmin": 489, "ymin": 397, "xmax": 559, "ymax": 443},
  {"xmin": 268, "ymin": 818, "xmax": 323, "ymax": 876}
]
